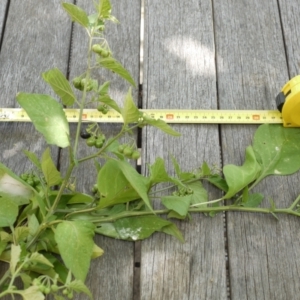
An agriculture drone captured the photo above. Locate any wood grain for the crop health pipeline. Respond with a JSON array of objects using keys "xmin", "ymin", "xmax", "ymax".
[
  {"xmin": 140, "ymin": 0, "xmax": 227, "ymax": 299},
  {"xmin": 0, "ymin": 1, "xmax": 8, "ymax": 40},
  {"xmin": 0, "ymin": 0, "xmax": 72, "ymax": 297},
  {"xmin": 278, "ymin": 0, "xmax": 300, "ymax": 77},
  {"xmin": 214, "ymin": 0, "xmax": 300, "ymax": 299},
  {"xmin": 65, "ymin": 1, "xmax": 141, "ymax": 299}
]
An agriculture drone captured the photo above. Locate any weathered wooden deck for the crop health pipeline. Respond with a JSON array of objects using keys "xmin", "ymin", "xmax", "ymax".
[{"xmin": 1, "ymin": 0, "xmax": 300, "ymax": 299}]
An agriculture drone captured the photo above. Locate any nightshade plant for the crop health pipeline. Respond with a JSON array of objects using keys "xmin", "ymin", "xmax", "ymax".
[{"xmin": 1, "ymin": 1, "xmax": 300, "ymax": 299}]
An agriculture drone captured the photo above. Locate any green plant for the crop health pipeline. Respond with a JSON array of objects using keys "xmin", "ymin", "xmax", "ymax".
[{"xmin": 1, "ymin": 1, "xmax": 300, "ymax": 299}]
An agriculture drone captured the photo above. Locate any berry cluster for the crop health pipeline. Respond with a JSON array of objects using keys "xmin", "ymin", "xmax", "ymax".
[
  {"xmin": 118, "ymin": 144, "xmax": 140, "ymax": 160},
  {"xmin": 20, "ymin": 173, "xmax": 41, "ymax": 188}
]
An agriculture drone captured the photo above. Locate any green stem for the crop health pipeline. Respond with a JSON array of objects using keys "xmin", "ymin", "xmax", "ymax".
[
  {"xmin": 73, "ymin": 35, "xmax": 94, "ymax": 160},
  {"xmin": 91, "ymin": 205, "xmax": 300, "ymax": 224},
  {"xmin": 0, "ymin": 269, "xmax": 11, "ymax": 290},
  {"xmin": 289, "ymin": 194, "xmax": 300, "ymax": 210}
]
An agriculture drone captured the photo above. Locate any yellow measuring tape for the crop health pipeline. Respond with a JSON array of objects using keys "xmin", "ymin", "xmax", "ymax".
[{"xmin": 0, "ymin": 108, "xmax": 283, "ymax": 124}]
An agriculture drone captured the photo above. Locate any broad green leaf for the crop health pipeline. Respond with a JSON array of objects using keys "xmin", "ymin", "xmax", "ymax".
[
  {"xmin": 10, "ymin": 244, "xmax": 21, "ymax": 275},
  {"xmin": 42, "ymin": 68, "xmax": 75, "ymax": 106},
  {"xmin": 0, "ymin": 231, "xmax": 12, "ymax": 242},
  {"xmin": 161, "ymin": 223, "xmax": 185, "ymax": 243},
  {"xmin": 144, "ymin": 117, "xmax": 181, "ymax": 137},
  {"xmin": 98, "ymin": 81, "xmax": 110, "ymax": 96},
  {"xmin": 114, "ymin": 216, "xmax": 182, "ymax": 241},
  {"xmin": 91, "ymin": 243, "xmax": 104, "ymax": 259},
  {"xmin": 16, "ymin": 93, "xmax": 70, "ymax": 148},
  {"xmin": 97, "ymin": 159, "xmax": 150, "ymax": 209},
  {"xmin": 116, "ymin": 160, "xmax": 153, "ymax": 212},
  {"xmin": 241, "ymin": 193, "xmax": 264, "ymax": 208},
  {"xmin": 162, "ymin": 195, "xmax": 192, "ymax": 217},
  {"xmin": 41, "ymin": 148, "xmax": 62, "ymax": 187},
  {"xmin": 187, "ymin": 181, "xmax": 208, "ymax": 205},
  {"xmin": 223, "ymin": 146, "xmax": 261, "ymax": 199},
  {"xmin": 207, "ymin": 174, "xmax": 228, "ymax": 192},
  {"xmin": 20, "ymin": 272, "xmax": 32, "ymax": 289},
  {"xmin": 0, "ymin": 162, "xmax": 33, "ymax": 201},
  {"xmin": 0, "ymin": 240, "xmax": 7, "ymax": 256},
  {"xmin": 95, "ymin": 223, "xmax": 120, "ymax": 239},
  {"xmin": 68, "ymin": 193, "xmax": 94, "ymax": 204},
  {"xmin": 98, "ymin": 94, "xmax": 121, "ymax": 114},
  {"xmin": 23, "ymin": 150, "xmax": 41, "ymax": 170},
  {"xmin": 170, "ymin": 154, "xmax": 181, "ymax": 177},
  {"xmin": 29, "ymin": 252, "xmax": 54, "ymax": 268},
  {"xmin": 122, "ymin": 88, "xmax": 140, "ymax": 124},
  {"xmin": 19, "ymin": 286, "xmax": 44, "ymax": 300},
  {"xmin": 62, "ymin": 3, "xmax": 89, "ymax": 28},
  {"xmin": 149, "ymin": 157, "xmax": 171, "ymax": 184},
  {"xmin": 55, "ymin": 221, "xmax": 95, "ymax": 281},
  {"xmin": 68, "ymin": 280, "xmax": 93, "ymax": 300},
  {"xmin": 98, "ymin": 57, "xmax": 136, "ymax": 86},
  {"xmin": 253, "ymin": 124, "xmax": 300, "ymax": 177},
  {"xmin": 28, "ymin": 214, "xmax": 39, "ymax": 236},
  {"xmin": 98, "ymin": 0, "xmax": 112, "ymax": 19},
  {"xmin": 201, "ymin": 161, "xmax": 211, "ymax": 176},
  {"xmin": 0, "ymin": 197, "xmax": 18, "ymax": 227},
  {"xmin": 15, "ymin": 226, "xmax": 30, "ymax": 243}
]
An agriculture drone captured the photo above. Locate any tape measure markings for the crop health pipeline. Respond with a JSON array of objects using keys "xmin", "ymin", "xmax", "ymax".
[{"xmin": 0, "ymin": 108, "xmax": 283, "ymax": 124}]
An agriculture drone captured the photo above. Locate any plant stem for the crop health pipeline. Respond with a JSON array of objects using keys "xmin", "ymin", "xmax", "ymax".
[
  {"xmin": 289, "ymin": 194, "xmax": 300, "ymax": 210},
  {"xmin": 91, "ymin": 205, "xmax": 300, "ymax": 224},
  {"xmin": 73, "ymin": 35, "xmax": 94, "ymax": 160}
]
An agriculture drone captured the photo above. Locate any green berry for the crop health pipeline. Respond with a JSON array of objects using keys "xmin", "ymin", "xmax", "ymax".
[
  {"xmin": 131, "ymin": 150, "xmax": 140, "ymax": 160},
  {"xmin": 51, "ymin": 284, "xmax": 59, "ymax": 292},
  {"xmin": 118, "ymin": 145, "xmax": 125, "ymax": 153},
  {"xmin": 72, "ymin": 77, "xmax": 83, "ymax": 90},
  {"xmin": 44, "ymin": 287, "xmax": 51, "ymax": 294},
  {"xmin": 123, "ymin": 146, "xmax": 133, "ymax": 157},
  {"xmin": 86, "ymin": 137, "xmax": 96, "ymax": 147},
  {"xmin": 95, "ymin": 139, "xmax": 104, "ymax": 149},
  {"xmin": 92, "ymin": 44, "xmax": 102, "ymax": 54}
]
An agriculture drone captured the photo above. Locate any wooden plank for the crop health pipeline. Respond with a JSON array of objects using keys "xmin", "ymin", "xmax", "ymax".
[
  {"xmin": 214, "ymin": 0, "xmax": 300, "ymax": 299},
  {"xmin": 0, "ymin": 1, "xmax": 8, "ymax": 40},
  {"xmin": 278, "ymin": 0, "xmax": 300, "ymax": 77},
  {"xmin": 66, "ymin": 1, "xmax": 141, "ymax": 299},
  {"xmin": 141, "ymin": 1, "xmax": 227, "ymax": 299},
  {"xmin": 0, "ymin": 0, "xmax": 73, "ymax": 296}
]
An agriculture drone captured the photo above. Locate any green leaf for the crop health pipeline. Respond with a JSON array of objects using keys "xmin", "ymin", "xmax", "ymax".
[
  {"xmin": 116, "ymin": 160, "xmax": 153, "ymax": 212},
  {"xmin": 95, "ymin": 223, "xmax": 120, "ymax": 239},
  {"xmin": 42, "ymin": 68, "xmax": 76, "ymax": 106},
  {"xmin": 98, "ymin": 94, "xmax": 121, "ymax": 114},
  {"xmin": 149, "ymin": 157, "xmax": 171, "ymax": 184},
  {"xmin": 161, "ymin": 223, "xmax": 185, "ymax": 243},
  {"xmin": 68, "ymin": 280, "xmax": 93, "ymax": 300},
  {"xmin": 0, "ymin": 240, "xmax": 7, "ymax": 256},
  {"xmin": 23, "ymin": 150, "xmax": 42, "ymax": 170},
  {"xmin": 97, "ymin": 159, "xmax": 150, "ymax": 209},
  {"xmin": 29, "ymin": 252, "xmax": 54, "ymax": 268},
  {"xmin": 114, "ymin": 216, "xmax": 183, "ymax": 241},
  {"xmin": 144, "ymin": 117, "xmax": 181, "ymax": 137},
  {"xmin": 98, "ymin": 81, "xmax": 110, "ymax": 96},
  {"xmin": 41, "ymin": 148, "xmax": 62, "ymax": 187},
  {"xmin": 62, "ymin": 3, "xmax": 89, "ymax": 28},
  {"xmin": 122, "ymin": 88, "xmax": 140, "ymax": 124},
  {"xmin": 253, "ymin": 124, "xmax": 300, "ymax": 177},
  {"xmin": 187, "ymin": 181, "xmax": 208, "ymax": 205},
  {"xmin": 0, "ymin": 197, "xmax": 18, "ymax": 227},
  {"xmin": 0, "ymin": 162, "xmax": 33, "ymax": 201},
  {"xmin": 68, "ymin": 193, "xmax": 94, "ymax": 204},
  {"xmin": 223, "ymin": 146, "xmax": 261, "ymax": 199},
  {"xmin": 15, "ymin": 226, "xmax": 30, "ymax": 243},
  {"xmin": 91, "ymin": 243, "xmax": 104, "ymax": 259},
  {"xmin": 98, "ymin": 57, "xmax": 136, "ymax": 87},
  {"xmin": 19, "ymin": 286, "xmax": 45, "ymax": 300},
  {"xmin": 207, "ymin": 174, "xmax": 228, "ymax": 192},
  {"xmin": 241, "ymin": 193, "xmax": 264, "ymax": 208},
  {"xmin": 10, "ymin": 244, "xmax": 21, "ymax": 275},
  {"xmin": 201, "ymin": 161, "xmax": 211, "ymax": 176},
  {"xmin": 98, "ymin": 0, "xmax": 112, "ymax": 19},
  {"xmin": 16, "ymin": 93, "xmax": 70, "ymax": 148},
  {"xmin": 54, "ymin": 221, "xmax": 95, "ymax": 281},
  {"xmin": 28, "ymin": 214, "xmax": 39, "ymax": 236},
  {"xmin": 162, "ymin": 195, "xmax": 192, "ymax": 217}
]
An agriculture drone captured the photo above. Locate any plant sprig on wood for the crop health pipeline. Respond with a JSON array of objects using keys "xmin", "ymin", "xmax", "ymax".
[{"xmin": 1, "ymin": 1, "xmax": 300, "ymax": 299}]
